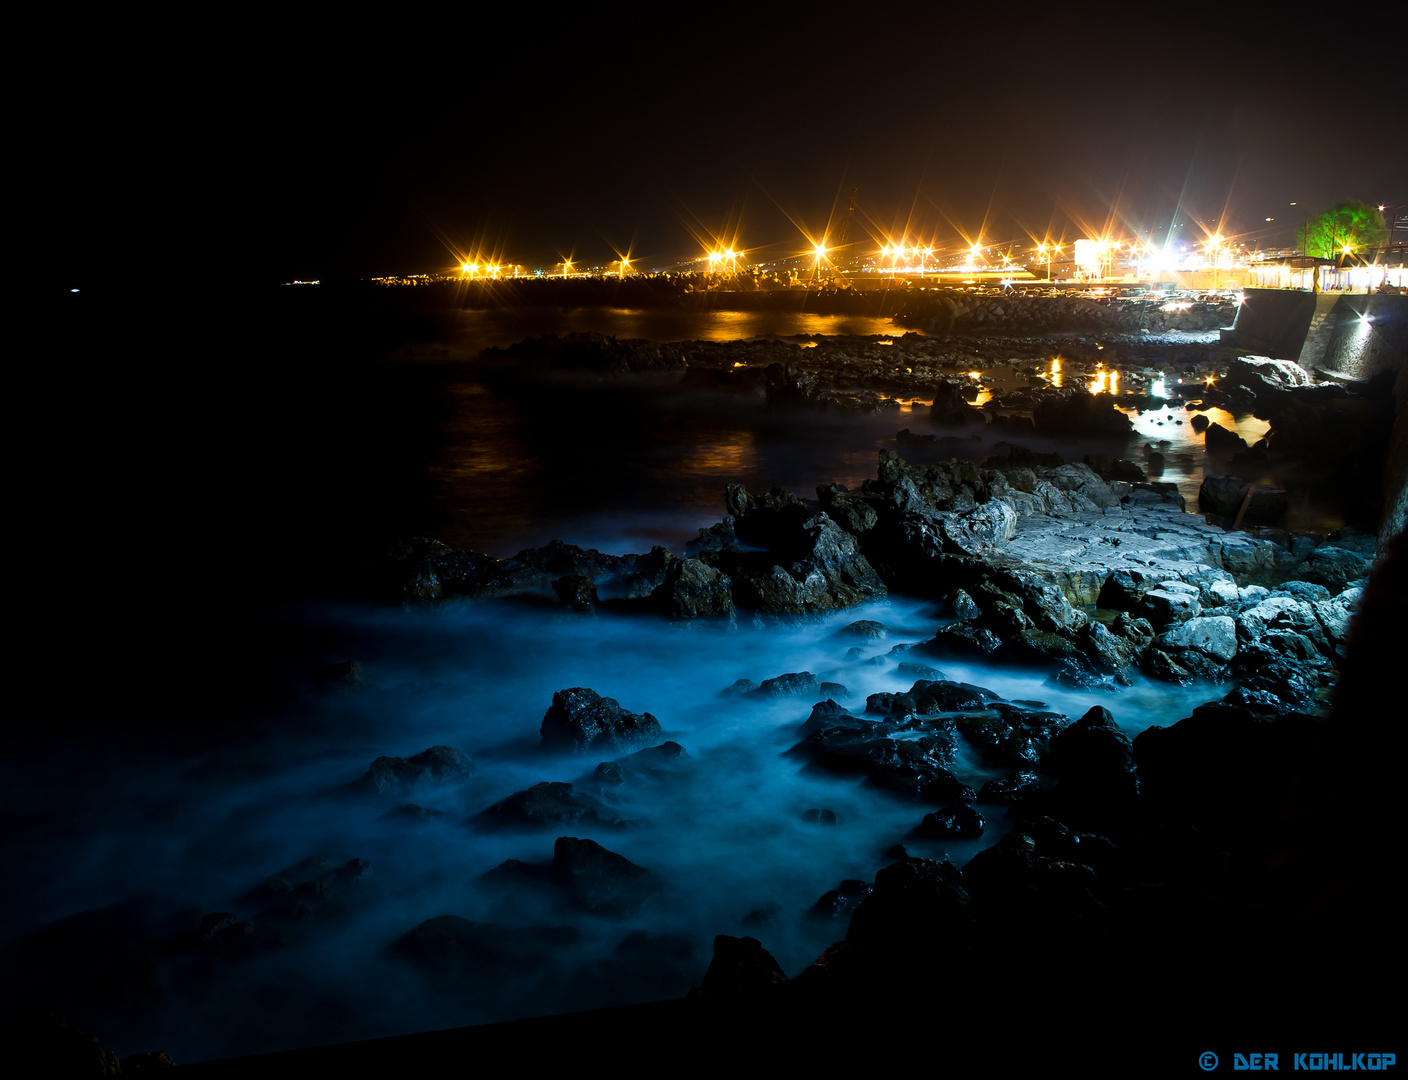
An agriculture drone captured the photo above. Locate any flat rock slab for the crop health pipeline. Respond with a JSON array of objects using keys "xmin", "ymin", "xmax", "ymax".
[{"xmin": 993, "ymin": 503, "xmax": 1287, "ymax": 606}]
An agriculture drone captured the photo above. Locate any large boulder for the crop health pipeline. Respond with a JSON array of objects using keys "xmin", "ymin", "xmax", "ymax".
[
  {"xmin": 1035, "ymin": 706, "xmax": 1138, "ymax": 831},
  {"xmin": 1222, "ymin": 356, "xmax": 1312, "ymax": 394},
  {"xmin": 381, "ymin": 538, "xmax": 541, "ymax": 602},
  {"xmin": 789, "ymin": 716, "xmax": 971, "ymax": 804},
  {"xmin": 392, "ymin": 915, "xmax": 578, "ymax": 986},
  {"xmin": 1204, "ymin": 423, "xmax": 1248, "ymax": 456},
  {"xmin": 726, "ymin": 530, "xmax": 889, "ymax": 617},
  {"xmin": 1294, "ymin": 547, "xmax": 1370, "ymax": 594},
  {"xmin": 692, "ymin": 935, "xmax": 789, "ymax": 998},
  {"xmin": 816, "ymin": 482, "xmax": 882, "ymax": 535},
  {"xmin": 476, "ymin": 782, "xmax": 631, "ymax": 829},
  {"xmin": 1135, "ymin": 583, "xmax": 1202, "ymax": 628},
  {"xmin": 363, "ymin": 746, "xmax": 477, "ymax": 793},
  {"xmin": 724, "ymin": 483, "xmax": 810, "ymax": 548},
  {"xmin": 550, "ymin": 836, "xmax": 662, "ymax": 916},
  {"xmin": 935, "ymin": 500, "xmax": 1019, "ymax": 557},
  {"xmin": 1133, "ymin": 702, "xmax": 1328, "ymax": 845},
  {"xmin": 596, "ymin": 742, "xmax": 691, "ymax": 785},
  {"xmin": 649, "ymin": 555, "xmax": 735, "ymax": 619},
  {"xmin": 845, "ymin": 858, "xmax": 975, "ymax": 960},
  {"xmin": 1199, "ymin": 475, "xmax": 1248, "ymax": 519},
  {"xmin": 1033, "ymin": 391, "xmax": 1132, "ymax": 437},
  {"xmin": 540, "ymin": 688, "xmax": 663, "ymax": 754},
  {"xmin": 1156, "ymin": 615, "xmax": 1238, "ymax": 665}
]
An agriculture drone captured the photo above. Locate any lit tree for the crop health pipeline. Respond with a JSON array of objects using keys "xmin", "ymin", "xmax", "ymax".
[{"xmin": 1295, "ymin": 200, "xmax": 1389, "ymax": 258}]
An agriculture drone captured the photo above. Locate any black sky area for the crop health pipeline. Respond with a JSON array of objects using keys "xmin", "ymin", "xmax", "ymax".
[{"xmin": 38, "ymin": 4, "xmax": 1406, "ymax": 286}]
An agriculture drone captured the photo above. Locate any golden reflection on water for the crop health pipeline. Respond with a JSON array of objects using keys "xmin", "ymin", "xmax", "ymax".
[
  {"xmin": 1087, "ymin": 368, "xmax": 1119, "ymax": 395},
  {"xmin": 1127, "ymin": 405, "xmax": 1270, "ymax": 447},
  {"xmin": 677, "ymin": 430, "xmax": 760, "ymax": 478},
  {"xmin": 1124, "ymin": 404, "xmax": 1273, "ymax": 507},
  {"xmin": 596, "ymin": 309, "xmax": 902, "ymax": 342}
]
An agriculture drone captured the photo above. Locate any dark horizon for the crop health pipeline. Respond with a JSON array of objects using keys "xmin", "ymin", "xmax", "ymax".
[{"xmin": 36, "ymin": 5, "xmax": 1406, "ymax": 288}]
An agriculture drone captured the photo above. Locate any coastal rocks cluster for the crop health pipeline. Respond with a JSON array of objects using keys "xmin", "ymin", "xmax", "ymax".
[
  {"xmin": 895, "ymin": 293, "xmax": 1235, "ymax": 335},
  {"xmin": 787, "ymin": 676, "xmax": 1065, "ymax": 803},
  {"xmin": 380, "ymin": 440, "xmax": 1368, "ymax": 704},
  {"xmin": 380, "ymin": 497, "xmax": 887, "ymax": 622},
  {"xmin": 8, "ymin": 683, "xmax": 703, "ymax": 1049},
  {"xmin": 689, "ymin": 686, "xmax": 1349, "ymax": 1014},
  {"xmin": 483, "ymin": 332, "xmax": 689, "ymax": 377},
  {"xmin": 478, "ymin": 329, "xmax": 1228, "ymax": 412},
  {"xmin": 476, "ymin": 334, "xmax": 1395, "ymax": 532}
]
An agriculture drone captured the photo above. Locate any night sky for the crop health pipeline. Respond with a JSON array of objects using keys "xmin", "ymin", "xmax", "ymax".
[{"xmin": 43, "ymin": 6, "xmax": 1407, "ymax": 284}]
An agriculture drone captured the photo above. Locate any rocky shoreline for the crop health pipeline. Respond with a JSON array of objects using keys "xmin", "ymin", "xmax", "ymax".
[
  {"xmin": 18, "ymin": 323, "xmax": 1400, "ymax": 1072},
  {"xmin": 362, "ymin": 335, "xmax": 1397, "ymax": 1047}
]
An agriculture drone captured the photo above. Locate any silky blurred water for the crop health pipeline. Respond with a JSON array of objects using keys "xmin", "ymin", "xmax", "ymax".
[
  {"xmin": 6, "ymin": 299, "xmax": 1255, "ymax": 1063},
  {"xmin": 5, "ymin": 590, "xmax": 1217, "ymax": 1062}
]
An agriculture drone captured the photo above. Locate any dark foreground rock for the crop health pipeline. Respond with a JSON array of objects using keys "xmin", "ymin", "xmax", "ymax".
[
  {"xmin": 2, "ymin": 1012, "xmax": 173, "ymax": 1076},
  {"xmin": 549, "ymin": 836, "xmax": 663, "ymax": 916},
  {"xmin": 391, "ymin": 915, "xmax": 579, "ymax": 989},
  {"xmin": 594, "ymin": 741, "xmax": 690, "ymax": 786},
  {"xmin": 539, "ymin": 688, "xmax": 663, "ymax": 754},
  {"xmin": 363, "ymin": 746, "xmax": 477, "ymax": 793},
  {"xmin": 379, "ymin": 499, "xmax": 886, "ymax": 622},
  {"xmin": 690, "ymin": 935, "xmax": 789, "ymax": 999},
  {"xmin": 683, "ymin": 536, "xmax": 1403, "ymax": 1049},
  {"xmin": 475, "ymin": 782, "xmax": 633, "ymax": 829},
  {"xmin": 788, "ymin": 678, "xmax": 1064, "ymax": 803}
]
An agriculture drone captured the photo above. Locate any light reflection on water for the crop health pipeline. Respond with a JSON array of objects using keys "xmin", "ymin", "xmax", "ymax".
[
  {"xmin": 1124, "ymin": 404, "xmax": 1271, "ymax": 507},
  {"xmin": 453, "ymin": 307, "xmax": 904, "ymax": 354},
  {"xmin": 423, "ymin": 370, "xmax": 1277, "ymax": 557}
]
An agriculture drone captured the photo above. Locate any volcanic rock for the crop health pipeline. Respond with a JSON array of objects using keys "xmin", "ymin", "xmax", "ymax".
[
  {"xmin": 363, "ymin": 746, "xmax": 478, "ymax": 793},
  {"xmin": 476, "ymin": 782, "xmax": 631, "ymax": 829},
  {"xmin": 693, "ymin": 935, "xmax": 789, "ymax": 998},
  {"xmin": 540, "ymin": 688, "xmax": 663, "ymax": 754},
  {"xmin": 550, "ymin": 836, "xmax": 663, "ymax": 916},
  {"xmin": 914, "ymin": 803, "xmax": 985, "ymax": 838}
]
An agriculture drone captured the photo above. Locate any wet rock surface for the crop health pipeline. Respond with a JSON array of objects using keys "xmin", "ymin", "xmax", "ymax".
[
  {"xmin": 476, "ymin": 781, "xmax": 634, "ymax": 829},
  {"xmin": 345, "ymin": 373, "xmax": 1389, "ymax": 1055},
  {"xmin": 548, "ymin": 836, "xmax": 664, "ymax": 916},
  {"xmin": 363, "ymin": 746, "xmax": 478, "ymax": 793},
  {"xmin": 539, "ymin": 687, "xmax": 663, "ymax": 754},
  {"xmin": 787, "ymin": 678, "xmax": 1062, "ymax": 805},
  {"xmin": 45, "ymin": 315, "xmax": 1399, "ymax": 1064}
]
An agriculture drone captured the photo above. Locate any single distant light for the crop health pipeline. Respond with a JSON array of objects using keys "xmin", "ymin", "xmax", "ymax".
[
  {"xmin": 1361, "ymin": 314, "xmax": 1373, "ymax": 324},
  {"xmin": 70, "ymin": 288, "xmax": 80, "ymax": 293}
]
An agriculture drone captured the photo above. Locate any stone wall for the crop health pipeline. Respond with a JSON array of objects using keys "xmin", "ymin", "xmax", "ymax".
[
  {"xmin": 1221, "ymin": 288, "xmax": 1317, "ymax": 360},
  {"xmin": 1317, "ymin": 295, "xmax": 1408, "ymax": 549}
]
